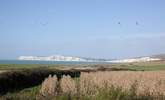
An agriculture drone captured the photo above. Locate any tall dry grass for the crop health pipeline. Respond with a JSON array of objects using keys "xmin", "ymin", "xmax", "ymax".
[
  {"xmin": 39, "ymin": 71, "xmax": 165, "ymax": 99},
  {"xmin": 60, "ymin": 75, "xmax": 77, "ymax": 95},
  {"xmin": 40, "ymin": 75, "xmax": 58, "ymax": 96}
]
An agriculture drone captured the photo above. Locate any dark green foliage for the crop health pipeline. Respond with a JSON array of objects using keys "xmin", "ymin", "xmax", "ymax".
[
  {"xmin": 0, "ymin": 86, "xmax": 39, "ymax": 100},
  {"xmin": 0, "ymin": 68, "xmax": 80, "ymax": 95}
]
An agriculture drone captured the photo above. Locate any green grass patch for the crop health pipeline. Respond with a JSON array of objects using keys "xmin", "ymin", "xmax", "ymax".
[
  {"xmin": 0, "ymin": 86, "xmax": 40, "ymax": 100},
  {"xmin": 0, "ymin": 64, "xmax": 60, "ymax": 71},
  {"xmin": 1, "ymin": 62, "xmax": 165, "ymax": 71}
]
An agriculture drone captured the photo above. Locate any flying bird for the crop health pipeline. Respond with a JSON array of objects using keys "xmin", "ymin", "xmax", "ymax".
[
  {"xmin": 40, "ymin": 22, "xmax": 48, "ymax": 26},
  {"xmin": 136, "ymin": 21, "xmax": 139, "ymax": 25}
]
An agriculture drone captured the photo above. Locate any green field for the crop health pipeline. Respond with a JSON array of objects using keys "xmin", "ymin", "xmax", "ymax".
[
  {"xmin": 109, "ymin": 61, "xmax": 165, "ymax": 71},
  {"xmin": 0, "ymin": 64, "xmax": 60, "ymax": 70},
  {"xmin": 0, "ymin": 86, "xmax": 40, "ymax": 100},
  {"xmin": 0, "ymin": 61, "xmax": 165, "ymax": 71}
]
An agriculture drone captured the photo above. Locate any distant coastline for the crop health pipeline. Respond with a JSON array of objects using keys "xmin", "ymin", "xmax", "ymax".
[
  {"xmin": 0, "ymin": 60, "xmax": 107, "ymax": 65},
  {"xmin": 17, "ymin": 55, "xmax": 162, "ymax": 64}
]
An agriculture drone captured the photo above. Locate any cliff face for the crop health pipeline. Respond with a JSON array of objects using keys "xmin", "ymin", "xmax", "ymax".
[
  {"xmin": 18, "ymin": 55, "xmax": 86, "ymax": 61},
  {"xmin": 152, "ymin": 54, "xmax": 165, "ymax": 60},
  {"xmin": 18, "ymin": 54, "xmax": 165, "ymax": 63},
  {"xmin": 107, "ymin": 57, "xmax": 161, "ymax": 63}
]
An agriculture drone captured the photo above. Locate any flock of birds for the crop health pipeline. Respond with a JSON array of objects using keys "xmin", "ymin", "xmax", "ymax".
[
  {"xmin": 38, "ymin": 14, "xmax": 140, "ymax": 27},
  {"xmin": 40, "ymin": 21, "xmax": 140, "ymax": 26},
  {"xmin": 118, "ymin": 21, "xmax": 139, "ymax": 26}
]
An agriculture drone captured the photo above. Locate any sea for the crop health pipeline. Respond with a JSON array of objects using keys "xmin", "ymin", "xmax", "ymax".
[{"xmin": 0, "ymin": 60, "xmax": 108, "ymax": 65}]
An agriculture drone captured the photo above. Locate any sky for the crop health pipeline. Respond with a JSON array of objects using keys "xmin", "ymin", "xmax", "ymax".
[{"xmin": 0, "ymin": 0, "xmax": 165, "ymax": 59}]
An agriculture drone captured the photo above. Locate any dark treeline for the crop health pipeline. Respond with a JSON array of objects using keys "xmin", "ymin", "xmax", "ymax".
[{"xmin": 0, "ymin": 68, "xmax": 80, "ymax": 95}]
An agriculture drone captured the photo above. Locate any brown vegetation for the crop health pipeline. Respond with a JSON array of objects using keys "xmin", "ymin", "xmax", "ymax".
[{"xmin": 39, "ymin": 71, "xmax": 165, "ymax": 99}]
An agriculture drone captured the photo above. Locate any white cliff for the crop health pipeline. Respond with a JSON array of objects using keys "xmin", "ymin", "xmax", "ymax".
[
  {"xmin": 18, "ymin": 55, "xmax": 87, "ymax": 61},
  {"xmin": 107, "ymin": 57, "xmax": 161, "ymax": 63}
]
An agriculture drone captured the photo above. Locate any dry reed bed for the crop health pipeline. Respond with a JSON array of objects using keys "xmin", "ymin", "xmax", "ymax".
[{"xmin": 40, "ymin": 71, "xmax": 165, "ymax": 98}]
